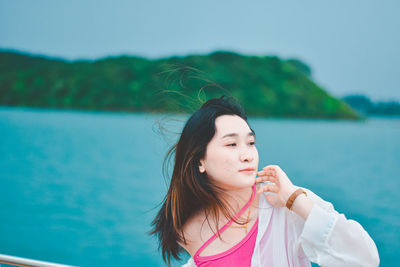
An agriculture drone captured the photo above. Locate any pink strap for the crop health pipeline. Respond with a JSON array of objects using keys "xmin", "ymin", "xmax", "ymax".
[{"xmin": 194, "ymin": 184, "xmax": 256, "ymax": 258}]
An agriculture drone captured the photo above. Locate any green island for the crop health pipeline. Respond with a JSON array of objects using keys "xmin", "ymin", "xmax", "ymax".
[{"xmin": 0, "ymin": 50, "xmax": 364, "ymax": 119}]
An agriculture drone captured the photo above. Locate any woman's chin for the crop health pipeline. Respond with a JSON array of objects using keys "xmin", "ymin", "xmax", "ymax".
[
  {"xmin": 239, "ymin": 176, "xmax": 256, "ymax": 188},
  {"xmin": 249, "ymin": 177, "xmax": 257, "ymax": 186},
  {"xmin": 213, "ymin": 174, "xmax": 256, "ymax": 190},
  {"xmin": 246, "ymin": 174, "xmax": 257, "ymax": 183}
]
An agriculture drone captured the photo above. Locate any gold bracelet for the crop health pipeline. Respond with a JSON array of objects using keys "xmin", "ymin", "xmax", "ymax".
[{"xmin": 286, "ymin": 188, "xmax": 307, "ymax": 210}]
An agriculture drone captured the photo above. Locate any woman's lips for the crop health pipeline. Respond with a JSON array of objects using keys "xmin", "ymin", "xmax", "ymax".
[{"xmin": 239, "ymin": 168, "xmax": 255, "ymax": 174}]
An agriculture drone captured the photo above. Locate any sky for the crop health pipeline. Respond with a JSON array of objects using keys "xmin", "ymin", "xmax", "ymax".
[{"xmin": 1, "ymin": 0, "xmax": 399, "ymax": 102}]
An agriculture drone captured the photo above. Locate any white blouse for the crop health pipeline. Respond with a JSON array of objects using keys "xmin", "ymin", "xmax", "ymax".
[{"xmin": 182, "ymin": 187, "xmax": 380, "ymax": 267}]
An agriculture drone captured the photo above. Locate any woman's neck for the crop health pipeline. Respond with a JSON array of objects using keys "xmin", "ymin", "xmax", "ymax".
[{"xmin": 218, "ymin": 184, "xmax": 256, "ymax": 218}]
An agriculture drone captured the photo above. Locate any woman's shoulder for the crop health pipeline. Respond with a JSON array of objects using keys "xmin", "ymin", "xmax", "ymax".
[{"xmin": 178, "ymin": 211, "xmax": 208, "ymax": 256}]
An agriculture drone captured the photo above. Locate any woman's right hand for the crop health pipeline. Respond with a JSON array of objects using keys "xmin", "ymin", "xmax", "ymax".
[{"xmin": 255, "ymin": 165, "xmax": 298, "ymax": 208}]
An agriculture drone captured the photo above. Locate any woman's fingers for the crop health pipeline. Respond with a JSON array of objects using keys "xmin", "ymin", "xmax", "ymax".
[
  {"xmin": 265, "ymin": 194, "xmax": 274, "ymax": 203},
  {"xmin": 257, "ymin": 165, "xmax": 296, "ymax": 208},
  {"xmin": 263, "ymin": 165, "xmax": 278, "ymax": 173},
  {"xmin": 255, "ymin": 175, "xmax": 277, "ymax": 184},
  {"xmin": 257, "ymin": 183, "xmax": 279, "ymax": 194},
  {"xmin": 257, "ymin": 169, "xmax": 277, "ymax": 177},
  {"xmin": 256, "ymin": 171, "xmax": 280, "ymax": 185}
]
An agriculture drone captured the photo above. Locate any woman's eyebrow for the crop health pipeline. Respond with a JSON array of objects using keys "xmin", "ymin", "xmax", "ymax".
[{"xmin": 221, "ymin": 132, "xmax": 255, "ymax": 139}]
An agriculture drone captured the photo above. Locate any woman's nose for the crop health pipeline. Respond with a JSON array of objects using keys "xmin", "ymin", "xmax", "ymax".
[{"xmin": 239, "ymin": 148, "xmax": 254, "ymax": 162}]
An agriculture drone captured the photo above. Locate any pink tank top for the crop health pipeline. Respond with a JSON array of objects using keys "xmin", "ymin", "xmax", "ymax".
[{"xmin": 193, "ymin": 184, "xmax": 258, "ymax": 267}]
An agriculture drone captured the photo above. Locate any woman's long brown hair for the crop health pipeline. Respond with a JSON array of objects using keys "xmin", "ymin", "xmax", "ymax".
[{"xmin": 149, "ymin": 96, "xmax": 254, "ymax": 265}]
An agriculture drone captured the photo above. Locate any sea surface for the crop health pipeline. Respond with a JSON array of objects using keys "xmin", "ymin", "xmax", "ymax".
[{"xmin": 0, "ymin": 107, "xmax": 399, "ymax": 266}]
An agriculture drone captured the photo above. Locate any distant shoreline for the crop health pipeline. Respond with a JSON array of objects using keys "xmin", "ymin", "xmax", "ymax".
[{"xmin": 1, "ymin": 105, "xmax": 385, "ymax": 122}]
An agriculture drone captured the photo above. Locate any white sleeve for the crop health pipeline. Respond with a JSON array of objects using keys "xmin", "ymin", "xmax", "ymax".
[
  {"xmin": 297, "ymin": 188, "xmax": 380, "ymax": 267},
  {"xmin": 181, "ymin": 257, "xmax": 196, "ymax": 267}
]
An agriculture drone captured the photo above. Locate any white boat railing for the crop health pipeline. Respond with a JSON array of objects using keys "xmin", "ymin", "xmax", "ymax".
[{"xmin": 0, "ymin": 254, "xmax": 78, "ymax": 267}]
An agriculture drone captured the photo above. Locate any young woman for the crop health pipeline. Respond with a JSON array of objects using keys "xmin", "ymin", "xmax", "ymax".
[{"xmin": 150, "ymin": 96, "xmax": 379, "ymax": 267}]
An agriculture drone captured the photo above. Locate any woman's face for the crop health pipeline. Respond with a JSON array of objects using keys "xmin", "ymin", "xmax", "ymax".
[{"xmin": 199, "ymin": 115, "xmax": 259, "ymax": 191}]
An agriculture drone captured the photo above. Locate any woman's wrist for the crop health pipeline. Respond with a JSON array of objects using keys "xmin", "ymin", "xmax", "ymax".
[
  {"xmin": 286, "ymin": 187, "xmax": 315, "ymax": 220},
  {"xmin": 283, "ymin": 186, "xmax": 299, "ymax": 204}
]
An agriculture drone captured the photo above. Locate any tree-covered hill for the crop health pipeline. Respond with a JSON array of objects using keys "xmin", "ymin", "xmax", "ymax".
[
  {"xmin": 0, "ymin": 50, "xmax": 361, "ymax": 119},
  {"xmin": 342, "ymin": 95, "xmax": 400, "ymax": 116}
]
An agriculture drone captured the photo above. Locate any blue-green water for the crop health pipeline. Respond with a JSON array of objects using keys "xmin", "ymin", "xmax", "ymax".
[{"xmin": 0, "ymin": 107, "xmax": 399, "ymax": 266}]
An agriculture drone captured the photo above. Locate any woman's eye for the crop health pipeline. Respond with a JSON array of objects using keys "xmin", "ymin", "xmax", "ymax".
[
  {"xmin": 227, "ymin": 143, "xmax": 236, "ymax": 147},
  {"xmin": 249, "ymin": 141, "xmax": 256, "ymax": 146}
]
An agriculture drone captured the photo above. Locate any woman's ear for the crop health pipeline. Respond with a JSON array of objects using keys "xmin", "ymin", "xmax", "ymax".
[{"xmin": 199, "ymin": 159, "xmax": 206, "ymax": 173}]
